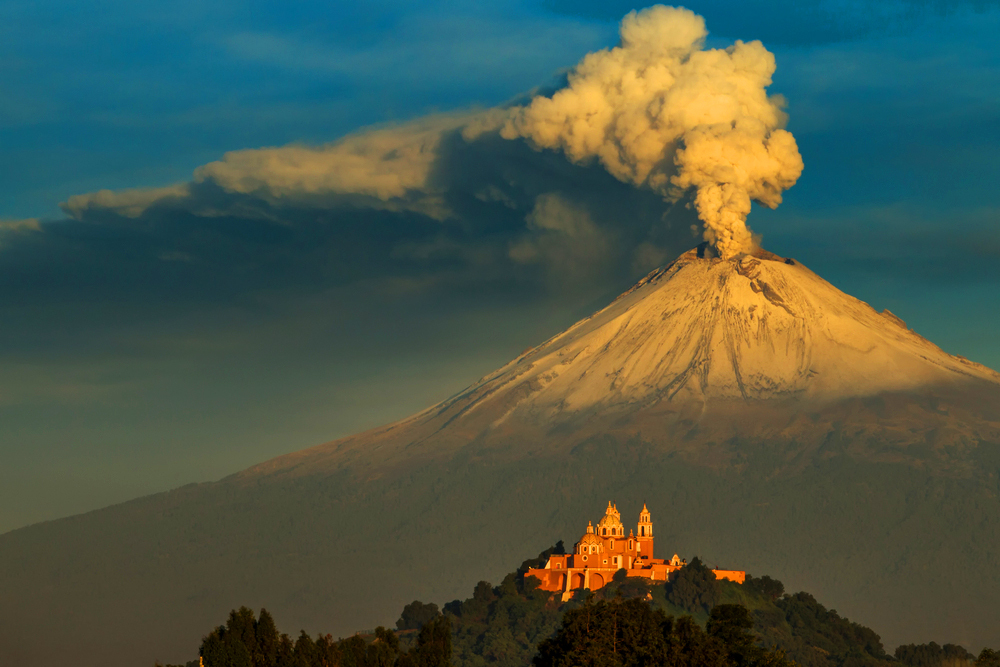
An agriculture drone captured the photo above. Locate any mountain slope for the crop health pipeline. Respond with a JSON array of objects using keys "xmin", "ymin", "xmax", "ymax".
[
  {"xmin": 2, "ymin": 247, "xmax": 1000, "ymax": 667},
  {"xmin": 449, "ymin": 246, "xmax": 996, "ymax": 409}
]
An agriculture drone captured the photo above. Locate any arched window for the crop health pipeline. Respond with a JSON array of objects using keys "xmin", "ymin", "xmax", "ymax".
[
  {"xmin": 629, "ymin": 540, "xmax": 633, "ymax": 550},
  {"xmin": 610, "ymin": 540, "xmax": 614, "ymax": 549}
]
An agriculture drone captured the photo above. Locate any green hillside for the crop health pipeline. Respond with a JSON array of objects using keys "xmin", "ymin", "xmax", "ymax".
[{"xmin": 159, "ymin": 546, "xmax": 1000, "ymax": 667}]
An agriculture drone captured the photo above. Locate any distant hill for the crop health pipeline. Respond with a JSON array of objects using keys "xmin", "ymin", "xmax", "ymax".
[{"xmin": 4, "ymin": 246, "xmax": 1000, "ymax": 666}]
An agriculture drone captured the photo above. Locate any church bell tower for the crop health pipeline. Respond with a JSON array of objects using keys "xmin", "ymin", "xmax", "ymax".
[{"xmin": 637, "ymin": 503, "xmax": 654, "ymax": 560}]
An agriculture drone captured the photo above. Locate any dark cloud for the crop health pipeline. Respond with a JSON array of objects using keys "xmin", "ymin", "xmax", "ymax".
[{"xmin": 5, "ymin": 128, "xmax": 700, "ymax": 312}]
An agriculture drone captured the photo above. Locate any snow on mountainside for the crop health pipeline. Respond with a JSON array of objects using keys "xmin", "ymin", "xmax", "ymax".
[
  {"xmin": 239, "ymin": 244, "xmax": 1000, "ymax": 480},
  {"xmin": 440, "ymin": 245, "xmax": 999, "ymax": 422}
]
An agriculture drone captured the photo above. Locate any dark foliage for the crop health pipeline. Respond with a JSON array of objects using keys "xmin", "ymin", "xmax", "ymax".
[
  {"xmin": 534, "ymin": 596, "xmax": 791, "ymax": 667},
  {"xmin": 760, "ymin": 593, "xmax": 890, "ymax": 667},
  {"xmin": 444, "ymin": 547, "xmax": 565, "ymax": 667},
  {"xmin": 895, "ymin": 643, "xmax": 975, "ymax": 667},
  {"xmin": 397, "ymin": 602, "xmax": 441, "ymax": 631},
  {"xmin": 664, "ymin": 558, "xmax": 720, "ymax": 615},
  {"xmin": 744, "ymin": 575, "xmax": 785, "ymax": 601},
  {"xmin": 978, "ymin": 650, "xmax": 1000, "ymax": 667},
  {"xmin": 398, "ymin": 616, "xmax": 451, "ymax": 667},
  {"xmin": 192, "ymin": 607, "xmax": 439, "ymax": 667},
  {"xmin": 200, "ymin": 606, "xmax": 277, "ymax": 667}
]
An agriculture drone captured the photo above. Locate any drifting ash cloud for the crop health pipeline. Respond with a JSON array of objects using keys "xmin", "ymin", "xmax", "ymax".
[
  {"xmin": 56, "ymin": 5, "xmax": 801, "ymax": 267},
  {"xmin": 503, "ymin": 5, "xmax": 803, "ymax": 258}
]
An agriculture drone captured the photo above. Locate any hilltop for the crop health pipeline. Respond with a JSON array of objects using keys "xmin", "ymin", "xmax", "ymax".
[{"xmin": 161, "ymin": 546, "xmax": 1000, "ymax": 667}]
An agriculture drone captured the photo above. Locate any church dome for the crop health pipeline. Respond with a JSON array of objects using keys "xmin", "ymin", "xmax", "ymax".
[
  {"xmin": 596, "ymin": 501, "xmax": 625, "ymax": 537},
  {"xmin": 577, "ymin": 532, "xmax": 603, "ymax": 554}
]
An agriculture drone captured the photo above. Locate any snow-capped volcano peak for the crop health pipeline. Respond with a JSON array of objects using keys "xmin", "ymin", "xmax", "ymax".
[{"xmin": 443, "ymin": 245, "xmax": 999, "ymax": 422}]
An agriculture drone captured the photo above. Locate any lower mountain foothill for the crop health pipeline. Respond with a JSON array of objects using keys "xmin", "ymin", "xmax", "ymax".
[{"xmin": 155, "ymin": 546, "xmax": 1000, "ymax": 667}]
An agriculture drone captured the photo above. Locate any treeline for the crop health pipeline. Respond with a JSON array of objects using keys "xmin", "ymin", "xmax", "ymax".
[
  {"xmin": 535, "ymin": 598, "xmax": 790, "ymax": 667},
  {"xmin": 160, "ymin": 598, "xmax": 792, "ymax": 667},
  {"xmin": 158, "ymin": 545, "xmax": 1000, "ymax": 667},
  {"xmin": 895, "ymin": 644, "xmax": 1000, "ymax": 667},
  {"xmin": 158, "ymin": 607, "xmax": 451, "ymax": 667}
]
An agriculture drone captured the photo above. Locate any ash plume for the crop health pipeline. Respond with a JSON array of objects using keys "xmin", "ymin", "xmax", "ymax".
[
  {"xmin": 52, "ymin": 5, "xmax": 803, "ymax": 277},
  {"xmin": 502, "ymin": 5, "xmax": 804, "ymax": 259}
]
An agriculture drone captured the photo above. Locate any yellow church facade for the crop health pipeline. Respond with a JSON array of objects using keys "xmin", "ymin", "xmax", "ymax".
[{"xmin": 526, "ymin": 502, "xmax": 745, "ymax": 599}]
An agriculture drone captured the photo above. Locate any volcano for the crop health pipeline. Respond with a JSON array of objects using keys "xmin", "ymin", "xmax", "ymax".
[{"xmin": 3, "ymin": 247, "xmax": 1000, "ymax": 667}]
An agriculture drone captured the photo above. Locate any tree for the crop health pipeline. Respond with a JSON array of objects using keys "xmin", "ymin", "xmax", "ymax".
[
  {"xmin": 978, "ymin": 649, "xmax": 1000, "ymax": 667},
  {"xmin": 707, "ymin": 604, "xmax": 756, "ymax": 663},
  {"xmin": 744, "ymin": 575, "xmax": 785, "ymax": 601},
  {"xmin": 707, "ymin": 604, "xmax": 792, "ymax": 667},
  {"xmin": 398, "ymin": 615, "xmax": 452, "ymax": 667},
  {"xmin": 896, "ymin": 643, "xmax": 974, "ymax": 667},
  {"xmin": 367, "ymin": 626, "xmax": 400, "ymax": 667},
  {"xmin": 666, "ymin": 558, "xmax": 720, "ymax": 615},
  {"xmin": 533, "ymin": 597, "xmax": 623, "ymax": 667},
  {"xmin": 333, "ymin": 634, "xmax": 363, "ymax": 667},
  {"xmin": 534, "ymin": 596, "xmax": 722, "ymax": 667},
  {"xmin": 200, "ymin": 607, "xmax": 257, "ymax": 667},
  {"xmin": 255, "ymin": 609, "xmax": 280, "ymax": 667},
  {"xmin": 777, "ymin": 592, "xmax": 889, "ymax": 663},
  {"xmin": 397, "ymin": 600, "xmax": 441, "ymax": 631},
  {"xmin": 274, "ymin": 634, "xmax": 295, "ymax": 667},
  {"xmin": 674, "ymin": 614, "xmax": 726, "ymax": 667},
  {"xmin": 292, "ymin": 630, "xmax": 318, "ymax": 667},
  {"xmin": 229, "ymin": 607, "xmax": 260, "ymax": 664}
]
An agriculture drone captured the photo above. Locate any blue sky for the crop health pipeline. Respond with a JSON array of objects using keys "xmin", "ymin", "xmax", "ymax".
[{"xmin": 2, "ymin": 0, "xmax": 999, "ymax": 533}]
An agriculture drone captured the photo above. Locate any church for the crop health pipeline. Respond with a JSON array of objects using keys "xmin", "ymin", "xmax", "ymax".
[{"xmin": 526, "ymin": 502, "xmax": 745, "ymax": 598}]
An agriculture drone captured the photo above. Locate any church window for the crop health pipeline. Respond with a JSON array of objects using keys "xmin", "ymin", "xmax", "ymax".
[
  {"xmin": 603, "ymin": 559, "xmax": 608, "ymax": 564},
  {"xmin": 583, "ymin": 555, "xmax": 588, "ymax": 562},
  {"xmin": 610, "ymin": 540, "xmax": 614, "ymax": 548},
  {"xmin": 629, "ymin": 540, "xmax": 633, "ymax": 549}
]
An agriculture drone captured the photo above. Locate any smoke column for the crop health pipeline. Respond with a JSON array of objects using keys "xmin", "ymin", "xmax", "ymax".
[{"xmin": 502, "ymin": 5, "xmax": 803, "ymax": 259}]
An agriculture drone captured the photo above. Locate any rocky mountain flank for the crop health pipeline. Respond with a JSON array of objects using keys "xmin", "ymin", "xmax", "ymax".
[{"xmin": 3, "ymin": 246, "xmax": 1000, "ymax": 667}]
